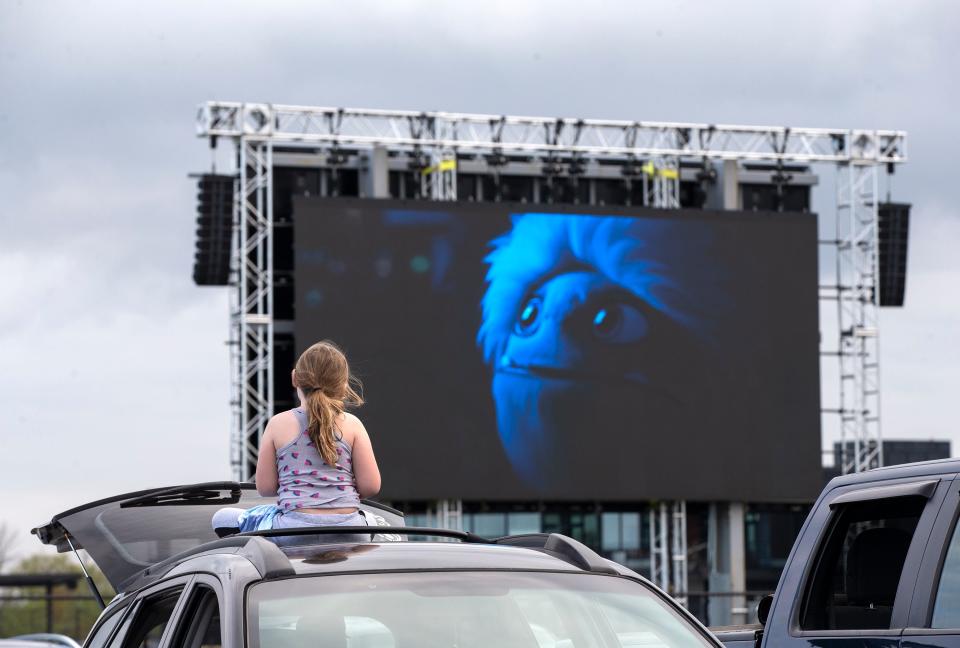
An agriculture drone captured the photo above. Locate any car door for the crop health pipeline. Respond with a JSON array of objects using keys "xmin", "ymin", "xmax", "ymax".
[
  {"xmin": 902, "ymin": 476, "xmax": 960, "ymax": 648},
  {"xmin": 760, "ymin": 476, "xmax": 950, "ymax": 648}
]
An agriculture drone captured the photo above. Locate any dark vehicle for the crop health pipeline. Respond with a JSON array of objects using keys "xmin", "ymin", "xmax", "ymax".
[
  {"xmin": 33, "ymin": 482, "xmax": 720, "ymax": 648},
  {"xmin": 713, "ymin": 458, "xmax": 960, "ymax": 648}
]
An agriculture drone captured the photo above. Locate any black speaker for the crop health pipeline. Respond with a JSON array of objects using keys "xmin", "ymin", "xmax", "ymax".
[
  {"xmin": 878, "ymin": 202, "xmax": 910, "ymax": 307},
  {"xmin": 193, "ymin": 174, "xmax": 234, "ymax": 286},
  {"xmin": 740, "ymin": 183, "xmax": 811, "ymax": 212}
]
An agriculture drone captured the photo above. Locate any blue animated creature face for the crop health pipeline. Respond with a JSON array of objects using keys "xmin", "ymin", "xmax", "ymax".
[{"xmin": 477, "ymin": 213, "xmax": 718, "ymax": 493}]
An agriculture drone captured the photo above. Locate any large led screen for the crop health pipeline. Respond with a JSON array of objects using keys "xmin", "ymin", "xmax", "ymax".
[{"xmin": 294, "ymin": 197, "xmax": 822, "ymax": 502}]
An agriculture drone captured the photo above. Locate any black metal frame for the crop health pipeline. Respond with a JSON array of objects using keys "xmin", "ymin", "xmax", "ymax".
[{"xmin": 238, "ymin": 526, "xmax": 488, "ymax": 543}]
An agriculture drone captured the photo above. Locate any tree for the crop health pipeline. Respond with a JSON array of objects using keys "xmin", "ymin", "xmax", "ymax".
[{"xmin": 0, "ymin": 552, "xmax": 114, "ymax": 640}]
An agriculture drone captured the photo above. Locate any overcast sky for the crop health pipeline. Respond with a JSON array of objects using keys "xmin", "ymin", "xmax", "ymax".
[{"xmin": 1, "ymin": 0, "xmax": 958, "ymax": 561}]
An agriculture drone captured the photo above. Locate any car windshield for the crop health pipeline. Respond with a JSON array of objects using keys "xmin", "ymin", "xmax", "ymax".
[{"xmin": 247, "ymin": 571, "xmax": 714, "ymax": 648}]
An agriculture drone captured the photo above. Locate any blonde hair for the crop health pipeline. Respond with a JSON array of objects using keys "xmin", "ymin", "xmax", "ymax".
[{"xmin": 293, "ymin": 341, "xmax": 363, "ymax": 467}]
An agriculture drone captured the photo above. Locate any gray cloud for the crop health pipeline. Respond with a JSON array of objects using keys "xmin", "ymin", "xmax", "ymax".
[{"xmin": 1, "ymin": 0, "xmax": 957, "ymax": 558}]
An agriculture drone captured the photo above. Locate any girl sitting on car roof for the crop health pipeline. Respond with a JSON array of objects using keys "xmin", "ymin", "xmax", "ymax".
[{"xmin": 213, "ymin": 340, "xmax": 381, "ymax": 543}]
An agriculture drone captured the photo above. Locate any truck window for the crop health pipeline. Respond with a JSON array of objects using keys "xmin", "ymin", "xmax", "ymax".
[
  {"xmin": 932, "ymin": 512, "xmax": 960, "ymax": 628},
  {"xmin": 799, "ymin": 496, "xmax": 925, "ymax": 631}
]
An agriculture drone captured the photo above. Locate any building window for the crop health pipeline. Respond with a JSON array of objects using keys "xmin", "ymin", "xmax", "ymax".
[{"xmin": 507, "ymin": 512, "xmax": 541, "ymax": 535}]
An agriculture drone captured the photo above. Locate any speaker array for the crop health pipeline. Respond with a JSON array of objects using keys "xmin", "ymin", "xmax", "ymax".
[
  {"xmin": 878, "ymin": 202, "xmax": 910, "ymax": 307},
  {"xmin": 193, "ymin": 174, "xmax": 234, "ymax": 286}
]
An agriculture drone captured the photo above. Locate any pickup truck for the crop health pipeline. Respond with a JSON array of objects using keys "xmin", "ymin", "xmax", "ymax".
[{"xmin": 713, "ymin": 458, "xmax": 960, "ymax": 648}]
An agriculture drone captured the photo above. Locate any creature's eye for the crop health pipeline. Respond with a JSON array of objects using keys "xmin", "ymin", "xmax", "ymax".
[
  {"xmin": 515, "ymin": 295, "xmax": 542, "ymax": 336},
  {"xmin": 591, "ymin": 302, "xmax": 648, "ymax": 343}
]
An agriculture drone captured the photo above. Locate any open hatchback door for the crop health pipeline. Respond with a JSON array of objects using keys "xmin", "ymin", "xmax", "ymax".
[{"xmin": 31, "ymin": 481, "xmax": 404, "ymax": 592}]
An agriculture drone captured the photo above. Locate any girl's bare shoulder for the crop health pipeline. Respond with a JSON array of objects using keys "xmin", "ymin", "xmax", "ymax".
[
  {"xmin": 268, "ymin": 410, "xmax": 302, "ymax": 447},
  {"xmin": 269, "ymin": 409, "xmax": 302, "ymax": 428},
  {"xmin": 338, "ymin": 412, "xmax": 366, "ymax": 443}
]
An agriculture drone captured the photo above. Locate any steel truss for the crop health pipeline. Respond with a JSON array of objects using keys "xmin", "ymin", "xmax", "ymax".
[
  {"xmin": 422, "ymin": 150, "xmax": 458, "ymax": 201},
  {"xmin": 198, "ymin": 102, "xmax": 904, "ymax": 164},
  {"xmin": 649, "ymin": 503, "xmax": 669, "ymax": 592},
  {"xmin": 835, "ymin": 163, "xmax": 882, "ymax": 472},
  {"xmin": 234, "ymin": 140, "xmax": 274, "ymax": 475},
  {"xmin": 649, "ymin": 501, "xmax": 689, "ymax": 603},
  {"xmin": 197, "ymin": 102, "xmax": 906, "ymax": 603}
]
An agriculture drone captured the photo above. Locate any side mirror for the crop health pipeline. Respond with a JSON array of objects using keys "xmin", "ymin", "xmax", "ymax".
[{"xmin": 757, "ymin": 594, "xmax": 774, "ymax": 626}]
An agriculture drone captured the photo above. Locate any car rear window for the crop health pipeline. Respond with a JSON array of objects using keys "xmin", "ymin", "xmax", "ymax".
[{"xmin": 246, "ymin": 571, "xmax": 714, "ymax": 648}]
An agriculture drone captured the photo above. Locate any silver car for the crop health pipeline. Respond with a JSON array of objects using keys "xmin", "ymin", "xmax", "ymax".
[{"xmin": 33, "ymin": 482, "xmax": 721, "ymax": 648}]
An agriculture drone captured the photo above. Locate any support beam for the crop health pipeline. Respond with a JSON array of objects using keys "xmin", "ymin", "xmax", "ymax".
[
  {"xmin": 671, "ymin": 501, "xmax": 689, "ymax": 606},
  {"xmin": 728, "ymin": 502, "xmax": 747, "ymax": 624},
  {"xmin": 649, "ymin": 503, "xmax": 670, "ymax": 592},
  {"xmin": 707, "ymin": 502, "xmax": 747, "ymax": 626},
  {"xmin": 836, "ymin": 163, "xmax": 882, "ymax": 473},
  {"xmin": 360, "ymin": 145, "xmax": 389, "ymax": 198},
  {"xmin": 235, "ymin": 140, "xmax": 274, "ymax": 480},
  {"xmin": 198, "ymin": 103, "xmax": 906, "ymax": 164},
  {"xmin": 46, "ymin": 583, "xmax": 53, "ymax": 633},
  {"xmin": 722, "ymin": 159, "xmax": 740, "ymax": 210}
]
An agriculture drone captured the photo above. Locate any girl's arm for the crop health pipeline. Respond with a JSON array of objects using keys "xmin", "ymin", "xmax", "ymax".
[
  {"xmin": 350, "ymin": 416, "xmax": 381, "ymax": 498},
  {"xmin": 255, "ymin": 419, "xmax": 280, "ymax": 497}
]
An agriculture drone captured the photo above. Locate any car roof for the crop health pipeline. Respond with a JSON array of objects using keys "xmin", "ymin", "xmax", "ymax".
[
  {"xmin": 827, "ymin": 457, "xmax": 960, "ymax": 488},
  {"xmin": 146, "ymin": 530, "xmax": 630, "ymax": 596}
]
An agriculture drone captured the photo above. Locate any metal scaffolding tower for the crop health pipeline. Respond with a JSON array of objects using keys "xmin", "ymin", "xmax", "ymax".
[
  {"xmin": 196, "ymin": 102, "xmax": 906, "ymax": 601},
  {"xmin": 234, "ymin": 139, "xmax": 274, "ymax": 474},
  {"xmin": 835, "ymin": 160, "xmax": 883, "ymax": 473},
  {"xmin": 648, "ymin": 501, "xmax": 689, "ymax": 604},
  {"xmin": 649, "ymin": 503, "xmax": 670, "ymax": 592}
]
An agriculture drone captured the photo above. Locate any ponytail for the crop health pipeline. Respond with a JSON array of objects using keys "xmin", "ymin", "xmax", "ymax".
[
  {"xmin": 294, "ymin": 340, "xmax": 364, "ymax": 466},
  {"xmin": 304, "ymin": 389, "xmax": 342, "ymax": 467}
]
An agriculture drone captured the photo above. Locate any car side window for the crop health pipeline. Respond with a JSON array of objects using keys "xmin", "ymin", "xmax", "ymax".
[
  {"xmin": 85, "ymin": 605, "xmax": 127, "ymax": 648},
  {"xmin": 799, "ymin": 496, "xmax": 925, "ymax": 631},
  {"xmin": 107, "ymin": 606, "xmax": 137, "ymax": 648},
  {"xmin": 932, "ymin": 511, "xmax": 960, "ymax": 628},
  {"xmin": 121, "ymin": 588, "xmax": 184, "ymax": 648},
  {"xmin": 170, "ymin": 586, "xmax": 222, "ymax": 648}
]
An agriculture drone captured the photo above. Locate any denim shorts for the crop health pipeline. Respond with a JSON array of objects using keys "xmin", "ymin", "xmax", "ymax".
[
  {"xmin": 273, "ymin": 510, "xmax": 370, "ymax": 546},
  {"xmin": 211, "ymin": 507, "xmax": 371, "ymax": 545}
]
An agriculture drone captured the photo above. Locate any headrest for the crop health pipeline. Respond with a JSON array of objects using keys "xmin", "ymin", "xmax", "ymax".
[{"xmin": 846, "ymin": 527, "xmax": 912, "ymax": 605}]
